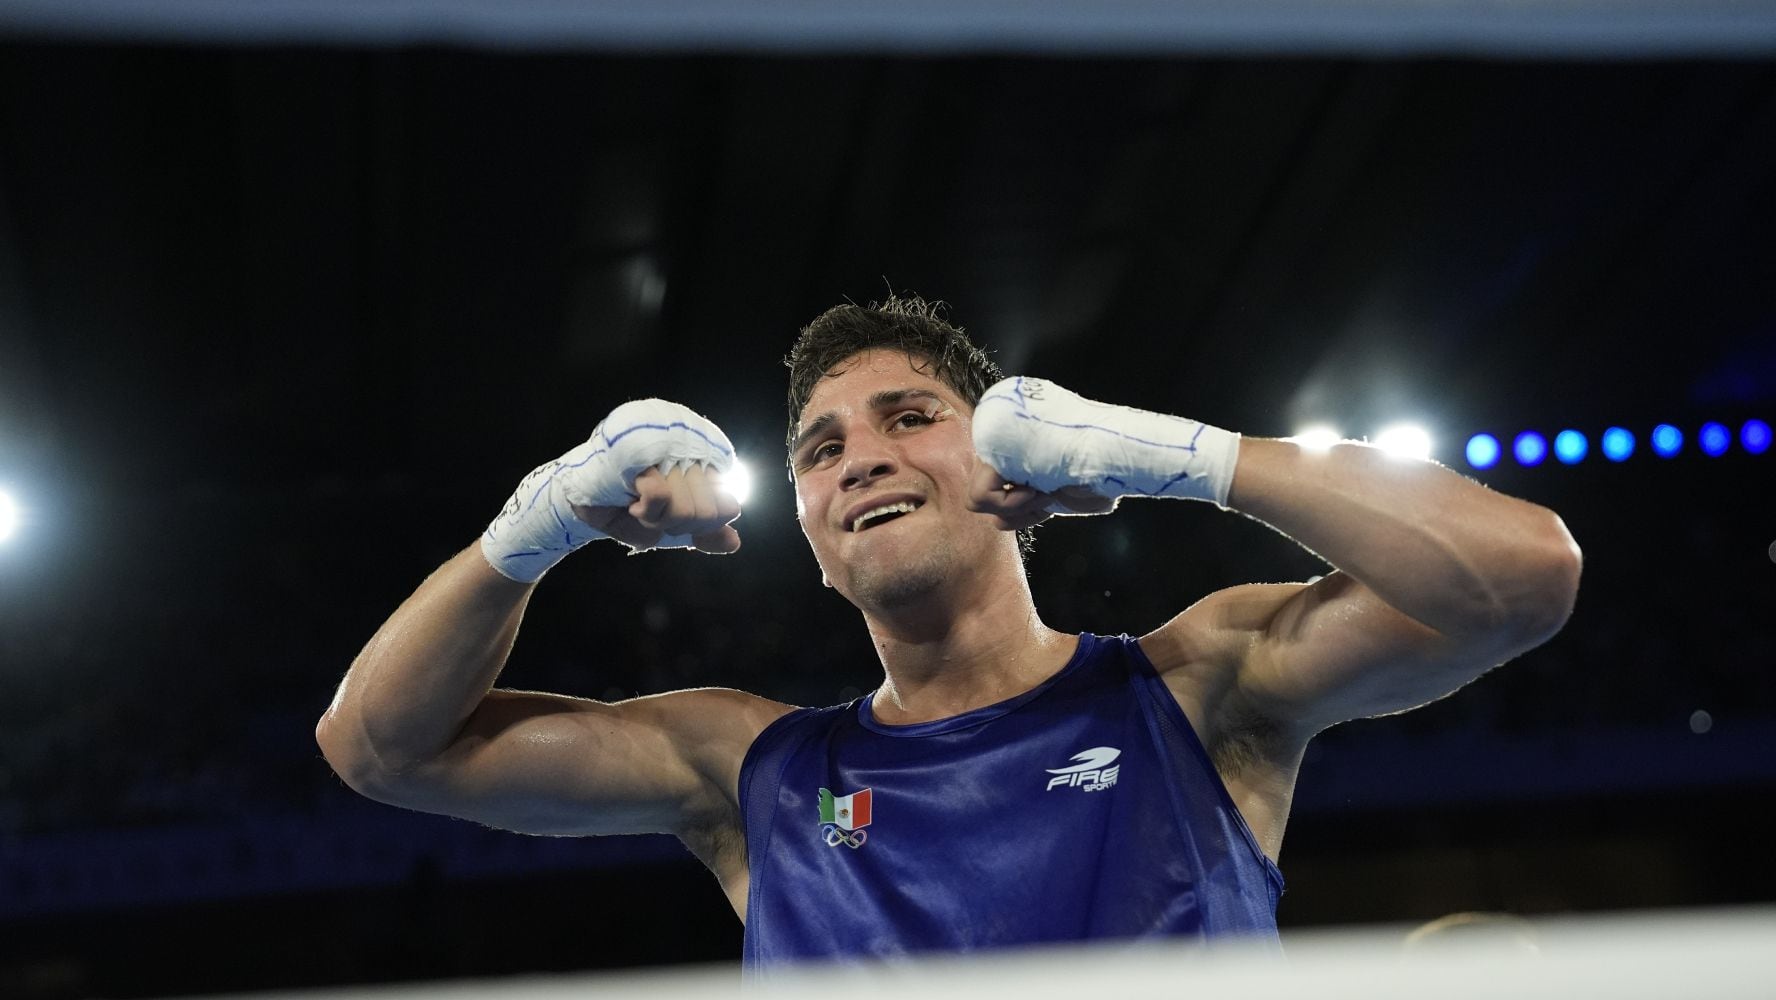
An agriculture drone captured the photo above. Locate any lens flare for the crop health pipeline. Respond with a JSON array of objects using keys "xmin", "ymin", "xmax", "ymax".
[{"xmin": 720, "ymin": 459, "xmax": 754, "ymax": 506}]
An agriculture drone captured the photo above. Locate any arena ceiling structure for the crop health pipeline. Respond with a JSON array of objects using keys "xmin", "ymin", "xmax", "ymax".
[{"xmin": 0, "ymin": 2, "xmax": 1773, "ymax": 997}]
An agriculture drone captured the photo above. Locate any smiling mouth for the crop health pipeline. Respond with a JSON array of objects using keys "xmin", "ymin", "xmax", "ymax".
[{"xmin": 851, "ymin": 500, "xmax": 922, "ymax": 532}]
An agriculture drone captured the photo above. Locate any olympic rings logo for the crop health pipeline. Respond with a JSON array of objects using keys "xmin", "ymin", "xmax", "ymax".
[{"xmin": 821, "ymin": 824, "xmax": 868, "ymax": 849}]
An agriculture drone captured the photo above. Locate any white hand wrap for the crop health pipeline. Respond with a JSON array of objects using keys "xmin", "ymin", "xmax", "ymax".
[
  {"xmin": 972, "ymin": 377, "xmax": 1240, "ymax": 509},
  {"xmin": 480, "ymin": 399, "xmax": 736, "ymax": 582}
]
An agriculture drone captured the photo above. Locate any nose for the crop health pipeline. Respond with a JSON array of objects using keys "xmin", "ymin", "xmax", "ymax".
[{"xmin": 839, "ymin": 440, "xmax": 896, "ymax": 491}]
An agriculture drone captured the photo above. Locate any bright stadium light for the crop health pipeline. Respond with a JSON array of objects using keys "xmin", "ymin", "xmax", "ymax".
[
  {"xmin": 720, "ymin": 459, "xmax": 753, "ymax": 506},
  {"xmin": 1602, "ymin": 426, "xmax": 1635, "ymax": 462},
  {"xmin": 1375, "ymin": 423, "xmax": 1432, "ymax": 460},
  {"xmin": 0, "ymin": 488, "xmax": 17, "ymax": 544},
  {"xmin": 1652, "ymin": 423, "xmax": 1684, "ymax": 458},
  {"xmin": 1699, "ymin": 421, "xmax": 1730, "ymax": 457},
  {"xmin": 1291, "ymin": 425, "xmax": 1341, "ymax": 451},
  {"xmin": 1514, "ymin": 431, "xmax": 1548, "ymax": 467},
  {"xmin": 1744, "ymin": 419, "xmax": 1772, "ymax": 455},
  {"xmin": 1465, "ymin": 433, "xmax": 1501, "ymax": 470},
  {"xmin": 1554, "ymin": 429, "xmax": 1589, "ymax": 465}
]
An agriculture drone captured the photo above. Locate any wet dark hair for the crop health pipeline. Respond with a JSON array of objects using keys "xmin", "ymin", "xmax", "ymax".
[
  {"xmin": 785, "ymin": 293, "xmax": 1003, "ymax": 452},
  {"xmin": 785, "ymin": 293, "xmax": 1034, "ymax": 555}
]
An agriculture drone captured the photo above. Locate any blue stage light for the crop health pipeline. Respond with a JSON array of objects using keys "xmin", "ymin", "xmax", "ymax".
[
  {"xmin": 1601, "ymin": 427, "xmax": 1635, "ymax": 462},
  {"xmin": 1743, "ymin": 420, "xmax": 1772, "ymax": 455},
  {"xmin": 1652, "ymin": 424, "xmax": 1683, "ymax": 457},
  {"xmin": 1465, "ymin": 434, "xmax": 1501, "ymax": 469},
  {"xmin": 1700, "ymin": 422, "xmax": 1730, "ymax": 457},
  {"xmin": 1553, "ymin": 430, "xmax": 1588, "ymax": 464},
  {"xmin": 1513, "ymin": 431, "xmax": 1547, "ymax": 467}
]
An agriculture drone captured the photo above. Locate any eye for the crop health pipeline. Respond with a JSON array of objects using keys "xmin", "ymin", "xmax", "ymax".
[
  {"xmin": 810, "ymin": 440, "xmax": 843, "ymax": 462},
  {"xmin": 893, "ymin": 410, "xmax": 935, "ymax": 429}
]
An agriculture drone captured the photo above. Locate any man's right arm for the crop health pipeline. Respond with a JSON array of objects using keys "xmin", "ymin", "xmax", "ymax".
[
  {"xmin": 315, "ymin": 404, "xmax": 792, "ymax": 840},
  {"xmin": 315, "ymin": 541, "xmax": 788, "ymax": 838}
]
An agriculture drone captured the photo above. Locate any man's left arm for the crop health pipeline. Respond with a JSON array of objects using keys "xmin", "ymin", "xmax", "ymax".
[
  {"xmin": 1203, "ymin": 436, "xmax": 1581, "ymax": 734},
  {"xmin": 968, "ymin": 378, "xmax": 1582, "ymax": 735}
]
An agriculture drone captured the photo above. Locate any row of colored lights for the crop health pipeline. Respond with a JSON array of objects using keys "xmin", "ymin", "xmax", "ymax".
[{"xmin": 1465, "ymin": 420, "xmax": 1772, "ymax": 469}]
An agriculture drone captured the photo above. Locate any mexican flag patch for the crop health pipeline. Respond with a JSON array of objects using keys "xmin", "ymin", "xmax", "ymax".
[{"xmin": 818, "ymin": 787, "xmax": 873, "ymax": 836}]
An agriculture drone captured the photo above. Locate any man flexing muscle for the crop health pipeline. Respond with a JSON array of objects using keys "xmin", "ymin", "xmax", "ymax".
[{"xmin": 316, "ymin": 294, "xmax": 1581, "ymax": 969}]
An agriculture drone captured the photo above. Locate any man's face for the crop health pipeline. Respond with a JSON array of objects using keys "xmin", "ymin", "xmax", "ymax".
[{"xmin": 790, "ymin": 350, "xmax": 1009, "ymax": 611}]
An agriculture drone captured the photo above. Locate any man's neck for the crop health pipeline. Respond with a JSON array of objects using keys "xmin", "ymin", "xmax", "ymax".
[{"xmin": 861, "ymin": 575, "xmax": 1076, "ymax": 726}]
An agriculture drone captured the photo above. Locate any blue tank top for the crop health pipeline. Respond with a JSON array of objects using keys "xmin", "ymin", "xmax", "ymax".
[{"xmin": 739, "ymin": 632, "xmax": 1284, "ymax": 970}]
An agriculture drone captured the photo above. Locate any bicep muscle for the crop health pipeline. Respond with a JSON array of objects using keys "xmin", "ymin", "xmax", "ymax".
[{"xmin": 389, "ymin": 687, "xmax": 787, "ymax": 838}]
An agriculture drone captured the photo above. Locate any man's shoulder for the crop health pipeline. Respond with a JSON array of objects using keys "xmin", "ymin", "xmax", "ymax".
[
  {"xmin": 1137, "ymin": 582, "xmax": 1312, "ymax": 678},
  {"xmin": 624, "ymin": 685, "xmax": 800, "ymax": 732},
  {"xmin": 1134, "ymin": 583, "xmax": 1317, "ymax": 761},
  {"xmin": 621, "ymin": 687, "xmax": 802, "ymax": 790}
]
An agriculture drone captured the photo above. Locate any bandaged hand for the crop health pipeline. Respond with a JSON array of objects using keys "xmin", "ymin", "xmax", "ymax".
[
  {"xmin": 968, "ymin": 377, "xmax": 1239, "ymax": 528},
  {"xmin": 480, "ymin": 399, "xmax": 741, "ymax": 583}
]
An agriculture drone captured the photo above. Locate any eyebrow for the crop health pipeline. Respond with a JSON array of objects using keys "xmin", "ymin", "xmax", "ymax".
[{"xmin": 791, "ymin": 388, "xmax": 947, "ymax": 459}]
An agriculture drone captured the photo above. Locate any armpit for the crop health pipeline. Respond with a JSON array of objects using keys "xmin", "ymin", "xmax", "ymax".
[
  {"xmin": 678, "ymin": 805, "xmax": 750, "ymax": 919},
  {"xmin": 1205, "ymin": 698, "xmax": 1285, "ymax": 782}
]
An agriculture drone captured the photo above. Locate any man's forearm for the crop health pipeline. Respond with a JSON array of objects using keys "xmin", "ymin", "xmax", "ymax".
[
  {"xmin": 1226, "ymin": 437, "xmax": 1581, "ymax": 641},
  {"xmin": 317, "ymin": 544, "xmax": 536, "ymax": 783}
]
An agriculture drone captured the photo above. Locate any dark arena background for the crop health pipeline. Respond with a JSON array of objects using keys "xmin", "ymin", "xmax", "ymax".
[{"xmin": 1, "ymin": 2, "xmax": 1774, "ymax": 998}]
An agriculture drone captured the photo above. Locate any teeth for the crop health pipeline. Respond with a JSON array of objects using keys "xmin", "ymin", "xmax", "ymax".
[{"xmin": 852, "ymin": 501, "xmax": 918, "ymax": 532}]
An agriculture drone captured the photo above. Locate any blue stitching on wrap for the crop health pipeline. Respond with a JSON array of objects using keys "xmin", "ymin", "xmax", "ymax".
[
  {"xmin": 977, "ymin": 397, "xmax": 1205, "ymax": 454},
  {"xmin": 1102, "ymin": 470, "xmax": 1193, "ymax": 496},
  {"xmin": 560, "ymin": 420, "xmax": 735, "ymax": 471},
  {"xmin": 550, "ymin": 497, "xmax": 576, "ymax": 545},
  {"xmin": 503, "ymin": 419, "xmax": 732, "ymax": 526}
]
